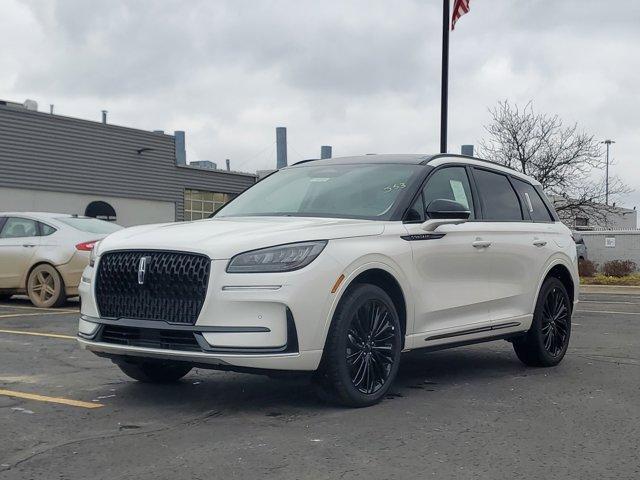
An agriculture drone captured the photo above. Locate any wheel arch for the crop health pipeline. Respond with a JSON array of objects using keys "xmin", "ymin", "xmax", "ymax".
[
  {"xmin": 328, "ymin": 264, "xmax": 409, "ymax": 349},
  {"xmin": 536, "ymin": 259, "xmax": 577, "ymax": 309}
]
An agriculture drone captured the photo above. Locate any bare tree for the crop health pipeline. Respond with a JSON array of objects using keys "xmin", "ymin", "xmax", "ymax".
[{"xmin": 478, "ymin": 100, "xmax": 630, "ymax": 228}]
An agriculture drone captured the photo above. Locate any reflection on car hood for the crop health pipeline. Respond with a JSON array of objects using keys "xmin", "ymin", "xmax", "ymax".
[{"xmin": 96, "ymin": 216, "xmax": 384, "ymax": 259}]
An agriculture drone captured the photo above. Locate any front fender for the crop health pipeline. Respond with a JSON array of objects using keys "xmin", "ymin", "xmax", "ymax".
[{"xmin": 320, "ymin": 245, "xmax": 414, "ymax": 350}]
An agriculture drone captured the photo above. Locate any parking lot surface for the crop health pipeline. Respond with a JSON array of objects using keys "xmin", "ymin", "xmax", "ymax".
[{"xmin": 0, "ymin": 292, "xmax": 638, "ymax": 480}]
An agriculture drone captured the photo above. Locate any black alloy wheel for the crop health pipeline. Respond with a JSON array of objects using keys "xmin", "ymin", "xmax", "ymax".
[
  {"xmin": 346, "ymin": 299, "xmax": 397, "ymax": 395},
  {"xmin": 540, "ymin": 286, "xmax": 570, "ymax": 357},
  {"xmin": 315, "ymin": 283, "xmax": 402, "ymax": 407},
  {"xmin": 513, "ymin": 276, "xmax": 572, "ymax": 367}
]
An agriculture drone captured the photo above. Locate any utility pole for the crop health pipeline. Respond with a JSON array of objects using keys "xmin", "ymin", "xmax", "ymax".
[
  {"xmin": 601, "ymin": 139, "xmax": 615, "ymax": 205},
  {"xmin": 440, "ymin": 0, "xmax": 450, "ymax": 153}
]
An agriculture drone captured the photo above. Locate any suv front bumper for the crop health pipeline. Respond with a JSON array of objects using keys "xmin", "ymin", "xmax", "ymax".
[{"xmin": 77, "ymin": 256, "xmax": 342, "ymax": 371}]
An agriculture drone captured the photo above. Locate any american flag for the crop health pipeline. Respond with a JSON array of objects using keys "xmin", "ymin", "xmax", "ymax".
[{"xmin": 451, "ymin": 0, "xmax": 471, "ymax": 30}]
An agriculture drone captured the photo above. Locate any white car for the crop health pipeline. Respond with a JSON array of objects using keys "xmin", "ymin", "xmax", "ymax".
[
  {"xmin": 78, "ymin": 155, "xmax": 578, "ymax": 407},
  {"xmin": 0, "ymin": 213, "xmax": 122, "ymax": 307}
]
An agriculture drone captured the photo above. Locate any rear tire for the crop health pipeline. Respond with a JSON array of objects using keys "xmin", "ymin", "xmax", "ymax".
[
  {"xmin": 117, "ymin": 361, "xmax": 192, "ymax": 383},
  {"xmin": 314, "ymin": 284, "xmax": 402, "ymax": 407},
  {"xmin": 27, "ymin": 264, "xmax": 66, "ymax": 308},
  {"xmin": 513, "ymin": 277, "xmax": 572, "ymax": 367}
]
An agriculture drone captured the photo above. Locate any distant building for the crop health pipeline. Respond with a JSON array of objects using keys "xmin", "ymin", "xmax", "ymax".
[
  {"xmin": 0, "ymin": 99, "xmax": 256, "ymax": 226},
  {"xmin": 550, "ymin": 196, "xmax": 637, "ymax": 231},
  {"xmin": 570, "ymin": 205, "xmax": 637, "ymax": 230},
  {"xmin": 189, "ymin": 160, "xmax": 217, "ymax": 170}
]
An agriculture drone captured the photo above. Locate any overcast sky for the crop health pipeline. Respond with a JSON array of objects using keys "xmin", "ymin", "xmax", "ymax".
[{"xmin": 2, "ymin": 0, "xmax": 639, "ymax": 207}]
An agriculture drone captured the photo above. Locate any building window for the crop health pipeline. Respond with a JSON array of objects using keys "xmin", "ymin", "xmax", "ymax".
[
  {"xmin": 184, "ymin": 189, "xmax": 235, "ymax": 220},
  {"xmin": 574, "ymin": 216, "xmax": 589, "ymax": 228}
]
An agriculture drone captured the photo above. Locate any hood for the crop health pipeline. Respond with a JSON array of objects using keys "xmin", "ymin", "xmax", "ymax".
[{"xmin": 96, "ymin": 216, "xmax": 384, "ymax": 259}]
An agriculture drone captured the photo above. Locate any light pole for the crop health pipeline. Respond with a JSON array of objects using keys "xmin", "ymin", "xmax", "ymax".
[{"xmin": 601, "ymin": 139, "xmax": 615, "ymax": 205}]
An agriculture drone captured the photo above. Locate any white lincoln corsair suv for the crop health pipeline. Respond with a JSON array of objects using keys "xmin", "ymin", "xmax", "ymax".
[{"xmin": 78, "ymin": 154, "xmax": 578, "ymax": 407}]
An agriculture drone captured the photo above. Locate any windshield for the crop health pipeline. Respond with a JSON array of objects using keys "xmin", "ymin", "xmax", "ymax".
[
  {"xmin": 217, "ymin": 164, "xmax": 420, "ymax": 220},
  {"xmin": 56, "ymin": 217, "xmax": 123, "ymax": 234}
]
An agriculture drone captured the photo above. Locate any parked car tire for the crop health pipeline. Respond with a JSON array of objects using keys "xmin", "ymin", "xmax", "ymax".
[
  {"xmin": 314, "ymin": 284, "xmax": 402, "ymax": 407},
  {"xmin": 513, "ymin": 277, "xmax": 572, "ymax": 367},
  {"xmin": 117, "ymin": 361, "xmax": 192, "ymax": 383},
  {"xmin": 27, "ymin": 264, "xmax": 66, "ymax": 308}
]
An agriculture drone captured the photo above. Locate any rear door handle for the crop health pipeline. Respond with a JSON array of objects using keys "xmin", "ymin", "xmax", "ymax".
[
  {"xmin": 533, "ymin": 240, "xmax": 547, "ymax": 247},
  {"xmin": 472, "ymin": 240, "xmax": 492, "ymax": 249},
  {"xmin": 22, "ymin": 244, "xmax": 36, "ymax": 248}
]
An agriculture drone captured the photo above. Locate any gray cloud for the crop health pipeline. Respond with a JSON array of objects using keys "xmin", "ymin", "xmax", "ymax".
[{"xmin": 2, "ymin": 0, "xmax": 639, "ymax": 206}]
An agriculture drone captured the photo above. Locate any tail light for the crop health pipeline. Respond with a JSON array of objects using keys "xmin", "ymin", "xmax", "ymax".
[{"xmin": 76, "ymin": 240, "xmax": 99, "ymax": 251}]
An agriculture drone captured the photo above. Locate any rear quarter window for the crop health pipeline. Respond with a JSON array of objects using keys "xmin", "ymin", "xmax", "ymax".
[
  {"xmin": 56, "ymin": 217, "xmax": 123, "ymax": 234},
  {"xmin": 39, "ymin": 222, "xmax": 57, "ymax": 236}
]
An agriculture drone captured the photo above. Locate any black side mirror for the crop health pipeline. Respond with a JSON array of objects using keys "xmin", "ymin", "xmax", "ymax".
[{"xmin": 426, "ymin": 199, "xmax": 470, "ymax": 220}]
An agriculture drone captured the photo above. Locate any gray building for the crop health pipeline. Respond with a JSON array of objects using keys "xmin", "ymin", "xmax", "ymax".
[
  {"xmin": 0, "ymin": 100, "xmax": 256, "ymax": 227},
  {"xmin": 549, "ymin": 195, "xmax": 637, "ymax": 230}
]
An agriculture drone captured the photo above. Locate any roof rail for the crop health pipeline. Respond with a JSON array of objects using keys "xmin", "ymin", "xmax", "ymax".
[{"xmin": 422, "ymin": 153, "xmax": 508, "ymax": 169}]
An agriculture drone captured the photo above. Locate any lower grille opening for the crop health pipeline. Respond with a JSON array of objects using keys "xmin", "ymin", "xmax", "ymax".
[{"xmin": 99, "ymin": 325, "xmax": 201, "ymax": 352}]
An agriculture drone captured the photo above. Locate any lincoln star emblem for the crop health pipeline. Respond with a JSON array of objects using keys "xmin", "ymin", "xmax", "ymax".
[{"xmin": 138, "ymin": 256, "xmax": 149, "ymax": 285}]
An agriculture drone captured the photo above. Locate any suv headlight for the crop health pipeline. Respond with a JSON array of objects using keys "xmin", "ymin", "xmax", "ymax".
[{"xmin": 227, "ymin": 241, "xmax": 327, "ymax": 273}]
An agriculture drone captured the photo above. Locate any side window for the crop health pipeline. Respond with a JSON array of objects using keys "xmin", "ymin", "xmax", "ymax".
[
  {"xmin": 0, "ymin": 217, "xmax": 38, "ymax": 238},
  {"xmin": 473, "ymin": 169, "xmax": 523, "ymax": 221},
  {"xmin": 422, "ymin": 167, "xmax": 475, "ymax": 219},
  {"xmin": 512, "ymin": 178, "xmax": 554, "ymax": 222},
  {"xmin": 39, "ymin": 222, "xmax": 57, "ymax": 236}
]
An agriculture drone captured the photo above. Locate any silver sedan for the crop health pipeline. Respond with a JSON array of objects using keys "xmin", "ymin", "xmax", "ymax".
[{"xmin": 0, "ymin": 212, "xmax": 122, "ymax": 307}]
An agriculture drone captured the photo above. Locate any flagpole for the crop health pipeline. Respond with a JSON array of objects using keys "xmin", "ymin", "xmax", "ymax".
[{"xmin": 440, "ymin": 0, "xmax": 450, "ymax": 154}]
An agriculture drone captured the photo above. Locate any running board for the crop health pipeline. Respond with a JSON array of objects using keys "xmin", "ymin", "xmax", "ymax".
[{"xmin": 424, "ymin": 321, "xmax": 522, "ymax": 342}]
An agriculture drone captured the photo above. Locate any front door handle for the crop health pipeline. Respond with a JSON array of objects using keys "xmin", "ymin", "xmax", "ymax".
[
  {"xmin": 533, "ymin": 240, "xmax": 547, "ymax": 247},
  {"xmin": 472, "ymin": 240, "xmax": 492, "ymax": 249},
  {"xmin": 22, "ymin": 244, "xmax": 36, "ymax": 248}
]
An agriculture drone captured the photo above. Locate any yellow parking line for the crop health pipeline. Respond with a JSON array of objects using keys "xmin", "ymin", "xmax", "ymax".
[
  {"xmin": 0, "ymin": 389, "xmax": 103, "ymax": 409},
  {"xmin": 0, "ymin": 304, "xmax": 78, "ymax": 313},
  {"xmin": 0, "ymin": 329, "xmax": 75, "ymax": 340},
  {"xmin": 0, "ymin": 312, "xmax": 75, "ymax": 319}
]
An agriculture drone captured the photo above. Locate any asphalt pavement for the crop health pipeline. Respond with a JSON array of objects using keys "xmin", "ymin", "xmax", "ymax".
[{"xmin": 0, "ymin": 291, "xmax": 638, "ymax": 480}]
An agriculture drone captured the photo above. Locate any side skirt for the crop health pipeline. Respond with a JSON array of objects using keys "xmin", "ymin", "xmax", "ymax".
[{"xmin": 417, "ymin": 331, "xmax": 526, "ymax": 353}]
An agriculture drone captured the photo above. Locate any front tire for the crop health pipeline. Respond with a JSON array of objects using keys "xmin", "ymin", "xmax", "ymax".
[
  {"xmin": 513, "ymin": 277, "xmax": 572, "ymax": 367},
  {"xmin": 27, "ymin": 264, "xmax": 66, "ymax": 308},
  {"xmin": 117, "ymin": 360, "xmax": 192, "ymax": 383},
  {"xmin": 315, "ymin": 284, "xmax": 402, "ymax": 407}
]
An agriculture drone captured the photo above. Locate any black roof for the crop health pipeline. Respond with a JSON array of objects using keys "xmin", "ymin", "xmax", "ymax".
[
  {"xmin": 291, "ymin": 154, "xmax": 435, "ymax": 166},
  {"xmin": 290, "ymin": 153, "xmax": 513, "ymax": 169}
]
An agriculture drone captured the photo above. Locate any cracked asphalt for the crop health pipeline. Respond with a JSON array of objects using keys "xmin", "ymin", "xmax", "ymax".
[{"xmin": 0, "ymin": 291, "xmax": 638, "ymax": 480}]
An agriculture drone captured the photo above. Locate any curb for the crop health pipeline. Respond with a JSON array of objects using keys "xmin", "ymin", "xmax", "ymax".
[{"xmin": 580, "ymin": 284, "xmax": 640, "ymax": 295}]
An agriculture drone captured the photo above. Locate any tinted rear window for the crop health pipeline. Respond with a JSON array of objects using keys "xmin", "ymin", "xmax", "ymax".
[
  {"xmin": 56, "ymin": 217, "xmax": 123, "ymax": 234},
  {"xmin": 473, "ymin": 169, "xmax": 523, "ymax": 221}
]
